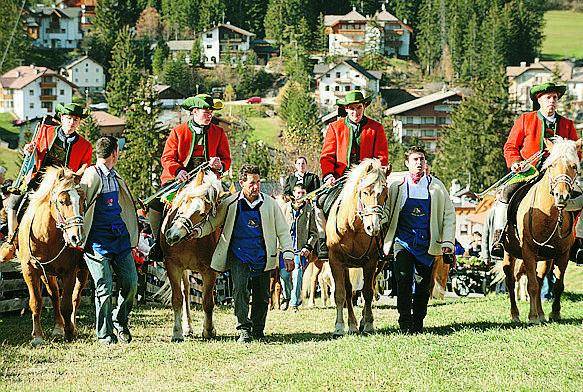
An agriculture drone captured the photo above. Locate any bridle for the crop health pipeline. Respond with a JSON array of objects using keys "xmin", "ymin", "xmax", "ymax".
[
  {"xmin": 51, "ymin": 186, "xmax": 85, "ymax": 237},
  {"xmin": 172, "ymin": 196, "xmax": 217, "ymax": 240},
  {"xmin": 356, "ymin": 186, "xmax": 386, "ymax": 221},
  {"xmin": 548, "ymin": 173, "xmax": 574, "ymax": 197}
]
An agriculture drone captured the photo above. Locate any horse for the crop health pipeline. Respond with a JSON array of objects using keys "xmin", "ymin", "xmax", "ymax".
[
  {"xmin": 326, "ymin": 158, "xmax": 389, "ymax": 336},
  {"xmin": 502, "ymin": 137, "xmax": 581, "ymax": 323},
  {"xmin": 161, "ymin": 170, "xmax": 223, "ymax": 342},
  {"xmin": 17, "ymin": 166, "xmax": 88, "ymax": 346}
]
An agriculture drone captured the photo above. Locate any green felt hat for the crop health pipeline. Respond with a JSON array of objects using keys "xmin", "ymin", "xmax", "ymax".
[
  {"xmin": 530, "ymin": 82, "xmax": 566, "ymax": 110},
  {"xmin": 181, "ymin": 94, "xmax": 221, "ymax": 110},
  {"xmin": 55, "ymin": 102, "xmax": 87, "ymax": 118},
  {"xmin": 336, "ymin": 90, "xmax": 373, "ymax": 106}
]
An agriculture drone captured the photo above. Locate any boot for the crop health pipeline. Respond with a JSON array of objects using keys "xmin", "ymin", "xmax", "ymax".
[
  {"xmin": 148, "ymin": 209, "xmax": 164, "ymax": 264},
  {"xmin": 317, "ymin": 239, "xmax": 329, "ymax": 260},
  {"xmin": 490, "ymin": 229, "xmax": 505, "ymax": 259},
  {"xmin": 571, "ymin": 238, "xmax": 583, "ymax": 266}
]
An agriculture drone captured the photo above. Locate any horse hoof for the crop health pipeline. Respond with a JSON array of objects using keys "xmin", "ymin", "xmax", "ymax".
[
  {"xmin": 511, "ymin": 316, "xmax": 520, "ymax": 323},
  {"xmin": 548, "ymin": 312, "xmax": 561, "ymax": 322},
  {"xmin": 527, "ymin": 317, "xmax": 541, "ymax": 325},
  {"xmin": 30, "ymin": 337, "xmax": 46, "ymax": 347},
  {"xmin": 348, "ymin": 326, "xmax": 359, "ymax": 334},
  {"xmin": 171, "ymin": 336, "xmax": 184, "ymax": 343},
  {"xmin": 202, "ymin": 328, "xmax": 217, "ymax": 340},
  {"xmin": 52, "ymin": 326, "xmax": 65, "ymax": 338},
  {"xmin": 332, "ymin": 331, "xmax": 344, "ymax": 338}
]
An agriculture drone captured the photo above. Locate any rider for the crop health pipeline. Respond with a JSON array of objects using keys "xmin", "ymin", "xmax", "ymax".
[
  {"xmin": 148, "ymin": 94, "xmax": 231, "ymax": 262},
  {"xmin": 318, "ymin": 90, "xmax": 389, "ymax": 258},
  {"xmin": 490, "ymin": 82, "xmax": 578, "ymax": 258},
  {"xmin": 0, "ymin": 103, "xmax": 93, "ymax": 262}
]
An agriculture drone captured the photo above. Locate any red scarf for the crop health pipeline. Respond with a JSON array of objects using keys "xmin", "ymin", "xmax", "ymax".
[{"xmin": 409, "ymin": 172, "xmax": 424, "ymax": 184}]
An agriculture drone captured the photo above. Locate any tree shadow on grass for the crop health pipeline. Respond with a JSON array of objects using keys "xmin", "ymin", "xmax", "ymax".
[{"xmin": 561, "ymin": 291, "xmax": 583, "ymax": 302}]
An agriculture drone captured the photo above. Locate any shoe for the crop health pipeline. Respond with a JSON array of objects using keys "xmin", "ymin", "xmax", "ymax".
[
  {"xmin": 410, "ymin": 319, "xmax": 424, "ymax": 334},
  {"xmin": 291, "ymin": 306, "xmax": 299, "ymax": 312},
  {"xmin": 237, "ymin": 329, "xmax": 252, "ymax": 343},
  {"xmin": 251, "ymin": 330, "xmax": 265, "ymax": 340},
  {"xmin": 98, "ymin": 335, "xmax": 118, "ymax": 345},
  {"xmin": 115, "ymin": 326, "xmax": 132, "ymax": 343},
  {"xmin": 490, "ymin": 230, "xmax": 505, "ymax": 258},
  {"xmin": 280, "ymin": 299, "xmax": 289, "ymax": 311},
  {"xmin": 398, "ymin": 322, "xmax": 411, "ymax": 334},
  {"xmin": 318, "ymin": 240, "xmax": 329, "ymax": 260},
  {"xmin": 148, "ymin": 240, "xmax": 163, "ymax": 263}
]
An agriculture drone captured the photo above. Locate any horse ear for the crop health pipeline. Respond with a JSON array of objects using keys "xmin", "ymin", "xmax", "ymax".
[
  {"xmin": 576, "ymin": 138, "xmax": 583, "ymax": 152},
  {"xmin": 193, "ymin": 170, "xmax": 204, "ymax": 186},
  {"xmin": 385, "ymin": 163, "xmax": 392, "ymax": 177},
  {"xmin": 544, "ymin": 138, "xmax": 554, "ymax": 151}
]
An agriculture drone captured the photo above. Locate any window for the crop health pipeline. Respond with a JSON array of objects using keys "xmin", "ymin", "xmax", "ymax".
[
  {"xmin": 29, "ymin": 90, "xmax": 34, "ymax": 96},
  {"xmin": 207, "ymin": 45, "xmax": 212, "ymax": 48},
  {"xmin": 60, "ymin": 89, "xmax": 64, "ymax": 95},
  {"xmin": 75, "ymin": 69, "xmax": 78, "ymax": 73},
  {"xmin": 325, "ymin": 86, "xmax": 330, "ymax": 91},
  {"xmin": 207, "ymin": 33, "xmax": 212, "ymax": 38},
  {"xmin": 41, "ymin": 101, "xmax": 53, "ymax": 111},
  {"xmin": 30, "ymin": 103, "xmax": 34, "ymax": 109},
  {"xmin": 96, "ymin": 79, "xmax": 99, "ymax": 83},
  {"xmin": 336, "ymin": 72, "xmax": 341, "ymax": 78},
  {"xmin": 85, "ymin": 78, "xmax": 88, "ymax": 82},
  {"xmin": 421, "ymin": 117, "xmax": 435, "ymax": 124},
  {"xmin": 325, "ymin": 99, "xmax": 330, "ymax": 104},
  {"xmin": 345, "ymin": 86, "xmax": 351, "ymax": 91},
  {"xmin": 406, "ymin": 116, "xmax": 413, "ymax": 124},
  {"xmin": 434, "ymin": 104, "xmax": 452, "ymax": 112},
  {"xmin": 75, "ymin": 78, "xmax": 78, "ymax": 82},
  {"xmin": 335, "ymin": 86, "xmax": 340, "ymax": 91},
  {"xmin": 326, "ymin": 73, "xmax": 330, "ymax": 78},
  {"xmin": 41, "ymin": 88, "xmax": 52, "ymax": 95},
  {"xmin": 437, "ymin": 117, "xmax": 447, "ymax": 125}
]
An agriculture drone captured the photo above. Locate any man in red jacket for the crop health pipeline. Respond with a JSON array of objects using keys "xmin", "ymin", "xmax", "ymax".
[
  {"xmin": 317, "ymin": 90, "xmax": 389, "ymax": 258},
  {"xmin": 491, "ymin": 82, "xmax": 579, "ymax": 257},
  {"xmin": 148, "ymin": 94, "xmax": 231, "ymax": 262},
  {"xmin": 0, "ymin": 102, "xmax": 93, "ymax": 261}
]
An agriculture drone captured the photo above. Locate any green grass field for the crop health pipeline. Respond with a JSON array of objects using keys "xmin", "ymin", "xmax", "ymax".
[
  {"xmin": 542, "ymin": 10, "xmax": 583, "ymax": 60},
  {"xmin": 246, "ymin": 116, "xmax": 283, "ymax": 147},
  {"xmin": 0, "ymin": 145, "xmax": 20, "ymax": 179},
  {"xmin": 1, "ymin": 268, "xmax": 581, "ymax": 391}
]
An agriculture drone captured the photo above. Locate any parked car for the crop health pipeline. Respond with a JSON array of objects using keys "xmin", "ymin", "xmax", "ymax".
[{"xmin": 246, "ymin": 96, "xmax": 262, "ymax": 104}]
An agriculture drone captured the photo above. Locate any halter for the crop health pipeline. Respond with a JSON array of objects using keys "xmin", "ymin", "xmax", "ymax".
[
  {"xmin": 51, "ymin": 186, "xmax": 84, "ymax": 234},
  {"xmin": 548, "ymin": 173, "xmax": 574, "ymax": 196},
  {"xmin": 174, "ymin": 213, "xmax": 210, "ymax": 238},
  {"xmin": 356, "ymin": 184, "xmax": 385, "ymax": 220}
]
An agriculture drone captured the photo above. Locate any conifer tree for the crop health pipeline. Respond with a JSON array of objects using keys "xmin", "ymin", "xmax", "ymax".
[
  {"xmin": 416, "ymin": 0, "xmax": 441, "ymax": 75},
  {"xmin": 198, "ymin": 0, "xmax": 226, "ymax": 31},
  {"xmin": 79, "ymin": 111, "xmax": 102, "ymax": 146},
  {"xmin": 152, "ymin": 40, "xmax": 169, "ymax": 76},
  {"xmin": 106, "ymin": 27, "xmax": 142, "ymax": 117}
]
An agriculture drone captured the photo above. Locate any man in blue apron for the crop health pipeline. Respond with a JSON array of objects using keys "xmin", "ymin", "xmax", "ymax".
[
  {"xmin": 382, "ymin": 146, "xmax": 456, "ymax": 333},
  {"xmin": 81, "ymin": 136, "xmax": 139, "ymax": 345}
]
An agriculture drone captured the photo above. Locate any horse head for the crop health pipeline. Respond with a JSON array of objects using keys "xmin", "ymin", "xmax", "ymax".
[
  {"xmin": 345, "ymin": 159, "xmax": 390, "ymax": 237},
  {"xmin": 42, "ymin": 166, "xmax": 86, "ymax": 247},
  {"xmin": 543, "ymin": 138, "xmax": 582, "ymax": 209},
  {"xmin": 164, "ymin": 170, "xmax": 223, "ymax": 246}
]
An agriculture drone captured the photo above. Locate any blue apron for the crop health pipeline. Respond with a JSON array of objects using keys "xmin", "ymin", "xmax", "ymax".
[
  {"xmin": 394, "ymin": 182, "xmax": 434, "ymax": 267},
  {"xmin": 230, "ymin": 200, "xmax": 267, "ymax": 276},
  {"xmin": 87, "ymin": 190, "xmax": 131, "ymax": 257}
]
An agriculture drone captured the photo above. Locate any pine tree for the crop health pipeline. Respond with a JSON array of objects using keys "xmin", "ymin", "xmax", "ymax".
[
  {"xmin": 264, "ymin": 0, "xmax": 287, "ymax": 44},
  {"xmin": 0, "ymin": 0, "xmax": 31, "ymax": 74},
  {"xmin": 117, "ymin": 76, "xmax": 168, "ymax": 199},
  {"xmin": 190, "ymin": 37, "xmax": 202, "ymax": 66},
  {"xmin": 433, "ymin": 71, "xmax": 513, "ymax": 192},
  {"xmin": 160, "ymin": 54, "xmax": 195, "ymax": 96},
  {"xmin": 136, "ymin": 6, "xmax": 162, "ymax": 42},
  {"xmin": 459, "ymin": 12, "xmax": 479, "ymax": 82},
  {"xmin": 198, "ymin": 0, "xmax": 227, "ymax": 31},
  {"xmin": 106, "ymin": 27, "xmax": 142, "ymax": 117},
  {"xmin": 416, "ymin": 0, "xmax": 441, "ymax": 75},
  {"xmin": 152, "ymin": 40, "xmax": 169, "ymax": 76},
  {"xmin": 478, "ymin": 3, "xmax": 507, "ymax": 81},
  {"xmin": 79, "ymin": 111, "xmax": 102, "ymax": 146}
]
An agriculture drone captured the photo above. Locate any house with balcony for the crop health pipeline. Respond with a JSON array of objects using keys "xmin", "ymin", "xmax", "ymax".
[
  {"xmin": 62, "ymin": 55, "xmax": 104, "ymax": 94},
  {"xmin": 385, "ymin": 89, "xmax": 463, "ymax": 153},
  {"xmin": 27, "ymin": 4, "xmax": 84, "ymax": 49},
  {"xmin": 314, "ymin": 60, "xmax": 381, "ymax": 110},
  {"xmin": 200, "ymin": 22, "xmax": 255, "ymax": 66},
  {"xmin": 324, "ymin": 6, "xmax": 412, "ymax": 59},
  {"xmin": 0, "ymin": 65, "xmax": 76, "ymax": 120},
  {"xmin": 58, "ymin": 0, "xmax": 96, "ymax": 34}
]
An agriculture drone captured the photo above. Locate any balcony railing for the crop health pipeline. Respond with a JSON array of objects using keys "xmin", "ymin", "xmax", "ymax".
[
  {"xmin": 40, "ymin": 82, "xmax": 57, "ymax": 88},
  {"xmin": 40, "ymin": 95, "xmax": 57, "ymax": 101}
]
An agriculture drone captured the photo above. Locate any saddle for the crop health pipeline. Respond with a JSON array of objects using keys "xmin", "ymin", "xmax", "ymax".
[
  {"xmin": 315, "ymin": 182, "xmax": 343, "ymax": 218},
  {"xmin": 507, "ymin": 172, "xmax": 544, "ymax": 225}
]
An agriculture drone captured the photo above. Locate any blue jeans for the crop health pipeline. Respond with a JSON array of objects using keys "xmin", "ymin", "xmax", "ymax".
[
  {"xmin": 84, "ymin": 249, "xmax": 138, "ymax": 340},
  {"xmin": 280, "ymin": 257, "xmax": 304, "ymax": 307}
]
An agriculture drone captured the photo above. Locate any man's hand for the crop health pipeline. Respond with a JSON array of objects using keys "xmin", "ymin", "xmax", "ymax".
[
  {"xmin": 300, "ymin": 248, "xmax": 311, "ymax": 257},
  {"xmin": 442, "ymin": 246, "xmax": 453, "ymax": 254},
  {"xmin": 284, "ymin": 258, "xmax": 294, "ymax": 272},
  {"xmin": 209, "ymin": 157, "xmax": 222, "ymax": 171},
  {"xmin": 176, "ymin": 169, "xmax": 189, "ymax": 182},
  {"xmin": 23, "ymin": 142, "xmax": 35, "ymax": 155},
  {"xmin": 324, "ymin": 175, "xmax": 335, "ymax": 186},
  {"xmin": 510, "ymin": 161, "xmax": 527, "ymax": 173}
]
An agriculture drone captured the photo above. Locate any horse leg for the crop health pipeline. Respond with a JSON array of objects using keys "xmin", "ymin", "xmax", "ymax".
[
  {"xmin": 503, "ymin": 253, "xmax": 520, "ymax": 322},
  {"xmin": 549, "ymin": 254, "xmax": 569, "ymax": 321},
  {"xmin": 201, "ymin": 270, "xmax": 217, "ymax": 339},
  {"xmin": 42, "ymin": 274, "xmax": 65, "ymax": 339},
  {"xmin": 330, "ymin": 255, "xmax": 347, "ymax": 336},
  {"xmin": 309, "ymin": 262, "xmax": 321, "ymax": 308},
  {"xmin": 167, "ymin": 265, "xmax": 185, "ymax": 342},
  {"xmin": 71, "ymin": 267, "xmax": 89, "ymax": 336},
  {"xmin": 523, "ymin": 251, "xmax": 543, "ymax": 324},
  {"xmin": 23, "ymin": 267, "xmax": 46, "ymax": 346},
  {"xmin": 344, "ymin": 272, "xmax": 358, "ymax": 334},
  {"xmin": 359, "ymin": 262, "xmax": 376, "ymax": 334},
  {"xmin": 181, "ymin": 271, "xmax": 193, "ymax": 336},
  {"xmin": 535, "ymin": 260, "xmax": 550, "ymax": 322},
  {"xmin": 59, "ymin": 272, "xmax": 77, "ymax": 341}
]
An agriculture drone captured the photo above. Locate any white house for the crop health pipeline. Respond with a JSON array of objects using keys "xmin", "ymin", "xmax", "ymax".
[
  {"xmin": 62, "ymin": 56, "xmax": 104, "ymax": 94},
  {"xmin": 0, "ymin": 65, "xmax": 76, "ymax": 120},
  {"xmin": 163, "ymin": 40, "xmax": 198, "ymax": 64},
  {"xmin": 314, "ymin": 60, "xmax": 382, "ymax": 110},
  {"xmin": 324, "ymin": 6, "xmax": 412, "ymax": 59},
  {"xmin": 154, "ymin": 84, "xmax": 186, "ymax": 109},
  {"xmin": 200, "ymin": 23, "xmax": 255, "ymax": 66},
  {"xmin": 506, "ymin": 59, "xmax": 582, "ymax": 112},
  {"xmin": 27, "ymin": 4, "xmax": 84, "ymax": 49}
]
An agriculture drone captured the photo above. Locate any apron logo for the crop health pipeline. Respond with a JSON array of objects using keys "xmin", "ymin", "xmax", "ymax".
[
  {"xmin": 106, "ymin": 198, "xmax": 114, "ymax": 207},
  {"xmin": 411, "ymin": 207, "xmax": 426, "ymax": 217},
  {"xmin": 248, "ymin": 218, "xmax": 259, "ymax": 228}
]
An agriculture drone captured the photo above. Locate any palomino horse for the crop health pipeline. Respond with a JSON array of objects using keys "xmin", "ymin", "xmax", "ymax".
[
  {"xmin": 326, "ymin": 158, "xmax": 389, "ymax": 336},
  {"xmin": 503, "ymin": 137, "xmax": 581, "ymax": 323},
  {"xmin": 161, "ymin": 170, "xmax": 222, "ymax": 341},
  {"xmin": 17, "ymin": 166, "xmax": 88, "ymax": 345}
]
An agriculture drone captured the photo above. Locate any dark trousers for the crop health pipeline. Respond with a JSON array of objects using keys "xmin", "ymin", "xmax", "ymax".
[
  {"xmin": 394, "ymin": 249, "xmax": 434, "ymax": 330},
  {"xmin": 230, "ymin": 256, "xmax": 270, "ymax": 333}
]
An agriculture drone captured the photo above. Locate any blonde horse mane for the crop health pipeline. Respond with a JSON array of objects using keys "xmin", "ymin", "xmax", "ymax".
[
  {"xmin": 542, "ymin": 137, "xmax": 580, "ymax": 170},
  {"xmin": 335, "ymin": 158, "xmax": 386, "ymax": 231},
  {"xmin": 170, "ymin": 171, "xmax": 223, "ymax": 213},
  {"xmin": 29, "ymin": 167, "xmax": 78, "ymax": 210}
]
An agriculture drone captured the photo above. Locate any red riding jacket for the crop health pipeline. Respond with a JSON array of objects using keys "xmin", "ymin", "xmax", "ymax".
[
  {"xmin": 33, "ymin": 124, "xmax": 92, "ymax": 177},
  {"xmin": 160, "ymin": 122, "xmax": 231, "ymax": 185},
  {"xmin": 320, "ymin": 117, "xmax": 389, "ymax": 179},
  {"xmin": 504, "ymin": 111, "xmax": 578, "ymax": 168}
]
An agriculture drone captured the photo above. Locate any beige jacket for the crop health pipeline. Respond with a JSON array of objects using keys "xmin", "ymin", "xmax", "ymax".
[
  {"xmin": 382, "ymin": 175, "xmax": 456, "ymax": 256},
  {"xmin": 80, "ymin": 165, "xmax": 139, "ymax": 248},
  {"xmin": 199, "ymin": 192, "xmax": 293, "ymax": 272}
]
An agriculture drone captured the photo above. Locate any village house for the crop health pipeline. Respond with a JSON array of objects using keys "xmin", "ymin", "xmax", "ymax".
[
  {"xmin": 91, "ymin": 111, "xmax": 125, "ymax": 138},
  {"xmin": 200, "ymin": 22, "xmax": 255, "ymax": 67},
  {"xmin": 314, "ymin": 60, "xmax": 382, "ymax": 110},
  {"xmin": 385, "ymin": 89, "xmax": 463, "ymax": 153},
  {"xmin": 324, "ymin": 6, "xmax": 412, "ymax": 59},
  {"xmin": 0, "ymin": 65, "xmax": 76, "ymax": 121},
  {"xmin": 26, "ymin": 4, "xmax": 84, "ymax": 49},
  {"xmin": 163, "ymin": 40, "xmax": 198, "ymax": 64},
  {"xmin": 154, "ymin": 84, "xmax": 186, "ymax": 109},
  {"xmin": 61, "ymin": 55, "xmax": 104, "ymax": 94}
]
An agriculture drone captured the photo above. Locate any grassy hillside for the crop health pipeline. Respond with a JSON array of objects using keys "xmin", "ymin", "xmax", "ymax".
[
  {"xmin": 1, "ymin": 267, "xmax": 582, "ymax": 391},
  {"xmin": 542, "ymin": 10, "xmax": 583, "ymax": 60}
]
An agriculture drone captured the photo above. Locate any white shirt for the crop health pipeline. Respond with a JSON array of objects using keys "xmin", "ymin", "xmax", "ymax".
[
  {"xmin": 541, "ymin": 112, "xmax": 557, "ymax": 123},
  {"xmin": 400, "ymin": 174, "xmax": 430, "ymax": 208},
  {"xmin": 238, "ymin": 191, "xmax": 264, "ymax": 209}
]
